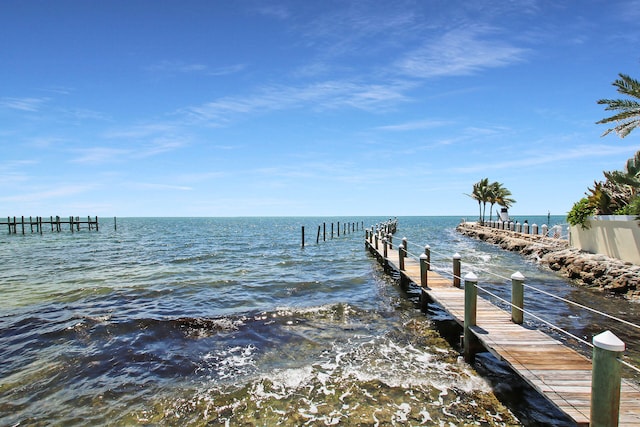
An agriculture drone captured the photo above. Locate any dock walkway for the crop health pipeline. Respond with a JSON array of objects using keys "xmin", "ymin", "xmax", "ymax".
[{"xmin": 365, "ymin": 236, "xmax": 640, "ymax": 426}]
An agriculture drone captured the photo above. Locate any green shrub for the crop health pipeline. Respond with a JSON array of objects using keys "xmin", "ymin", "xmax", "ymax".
[{"xmin": 567, "ymin": 197, "xmax": 596, "ymax": 229}]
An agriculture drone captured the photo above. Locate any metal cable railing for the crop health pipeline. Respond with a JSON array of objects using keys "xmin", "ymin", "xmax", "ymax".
[{"xmin": 370, "ymin": 231, "xmax": 640, "ymax": 375}]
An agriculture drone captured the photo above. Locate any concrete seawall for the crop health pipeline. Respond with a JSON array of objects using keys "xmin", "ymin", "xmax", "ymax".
[{"xmin": 456, "ymin": 221, "xmax": 640, "ymax": 302}]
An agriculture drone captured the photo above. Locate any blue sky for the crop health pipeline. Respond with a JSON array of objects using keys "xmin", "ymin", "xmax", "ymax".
[{"xmin": 1, "ymin": 0, "xmax": 639, "ymax": 217}]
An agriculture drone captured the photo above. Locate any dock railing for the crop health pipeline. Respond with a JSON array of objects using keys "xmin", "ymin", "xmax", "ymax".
[
  {"xmin": 370, "ymin": 231, "xmax": 640, "ymax": 426},
  {"xmin": 470, "ymin": 218, "xmax": 571, "ymax": 241}
]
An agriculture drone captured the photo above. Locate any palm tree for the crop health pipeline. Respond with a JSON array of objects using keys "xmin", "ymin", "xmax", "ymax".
[
  {"xmin": 466, "ymin": 178, "xmax": 490, "ymax": 224},
  {"xmin": 488, "ymin": 182, "xmax": 515, "ymax": 221},
  {"xmin": 603, "ymin": 149, "xmax": 640, "ymax": 197},
  {"xmin": 495, "ymin": 186, "xmax": 516, "ymax": 211},
  {"xmin": 597, "ymin": 73, "xmax": 640, "ymax": 138}
]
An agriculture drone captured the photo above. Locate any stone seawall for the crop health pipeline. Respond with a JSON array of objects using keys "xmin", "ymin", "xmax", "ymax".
[{"xmin": 456, "ymin": 222, "xmax": 640, "ymax": 302}]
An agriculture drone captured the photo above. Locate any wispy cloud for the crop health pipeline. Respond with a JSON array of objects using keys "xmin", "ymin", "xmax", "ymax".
[
  {"xmin": 71, "ymin": 147, "xmax": 131, "ymax": 164},
  {"xmin": 183, "ymin": 79, "xmax": 412, "ymax": 125},
  {"xmin": 253, "ymin": 5, "xmax": 291, "ymax": 20},
  {"xmin": 396, "ymin": 25, "xmax": 528, "ymax": 78},
  {"xmin": 146, "ymin": 60, "xmax": 245, "ymax": 77},
  {"xmin": 0, "ymin": 184, "xmax": 93, "ymax": 203},
  {"xmin": 132, "ymin": 182, "xmax": 193, "ymax": 191},
  {"xmin": 376, "ymin": 119, "xmax": 452, "ymax": 131},
  {"xmin": 453, "ymin": 144, "xmax": 635, "ymax": 174},
  {"xmin": 0, "ymin": 97, "xmax": 49, "ymax": 112}
]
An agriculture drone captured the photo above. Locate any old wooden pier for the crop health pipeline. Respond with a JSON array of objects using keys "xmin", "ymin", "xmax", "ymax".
[
  {"xmin": 365, "ymin": 226, "xmax": 640, "ymax": 426},
  {"xmin": 2, "ymin": 216, "xmax": 99, "ymax": 234}
]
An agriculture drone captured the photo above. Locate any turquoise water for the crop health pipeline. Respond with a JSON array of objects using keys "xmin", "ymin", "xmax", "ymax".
[{"xmin": 1, "ymin": 216, "xmax": 637, "ymax": 426}]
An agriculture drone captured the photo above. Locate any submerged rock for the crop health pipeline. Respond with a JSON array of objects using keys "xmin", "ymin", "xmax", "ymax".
[{"xmin": 456, "ymin": 222, "xmax": 640, "ymax": 302}]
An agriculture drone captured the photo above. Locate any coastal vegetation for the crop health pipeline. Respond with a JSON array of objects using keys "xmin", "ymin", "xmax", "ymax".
[
  {"xmin": 567, "ymin": 149, "xmax": 640, "ymax": 228},
  {"xmin": 466, "ymin": 178, "xmax": 515, "ymax": 224},
  {"xmin": 568, "ymin": 71, "xmax": 640, "ymax": 228}
]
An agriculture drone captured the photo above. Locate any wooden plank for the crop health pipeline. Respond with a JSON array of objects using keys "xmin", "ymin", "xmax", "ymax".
[{"xmin": 365, "ymin": 238, "xmax": 640, "ymax": 426}]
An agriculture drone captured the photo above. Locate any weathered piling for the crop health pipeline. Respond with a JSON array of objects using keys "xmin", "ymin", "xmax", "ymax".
[
  {"xmin": 463, "ymin": 272, "xmax": 479, "ymax": 363},
  {"xmin": 2, "ymin": 216, "xmax": 99, "ymax": 234},
  {"xmin": 511, "ymin": 271, "xmax": 525, "ymax": 324},
  {"xmin": 591, "ymin": 331, "xmax": 625, "ymax": 427}
]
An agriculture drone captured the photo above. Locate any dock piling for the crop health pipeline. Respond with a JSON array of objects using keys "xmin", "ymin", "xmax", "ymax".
[
  {"xmin": 591, "ymin": 331, "xmax": 625, "ymax": 427},
  {"xmin": 464, "ymin": 272, "xmax": 479, "ymax": 363},
  {"xmin": 453, "ymin": 253, "xmax": 461, "ymax": 288},
  {"xmin": 511, "ymin": 271, "xmax": 525, "ymax": 324}
]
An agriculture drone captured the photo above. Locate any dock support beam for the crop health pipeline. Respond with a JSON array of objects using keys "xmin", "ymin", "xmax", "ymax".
[
  {"xmin": 464, "ymin": 272, "xmax": 479, "ymax": 363},
  {"xmin": 591, "ymin": 331, "xmax": 625, "ymax": 427},
  {"xmin": 511, "ymin": 271, "xmax": 525, "ymax": 324}
]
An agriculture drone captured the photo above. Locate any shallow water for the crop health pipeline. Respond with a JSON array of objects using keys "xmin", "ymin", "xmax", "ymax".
[{"xmin": 0, "ymin": 216, "xmax": 638, "ymax": 426}]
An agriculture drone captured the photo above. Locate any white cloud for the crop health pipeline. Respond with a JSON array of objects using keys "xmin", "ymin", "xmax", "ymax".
[
  {"xmin": 146, "ymin": 60, "xmax": 245, "ymax": 77},
  {"xmin": 0, "ymin": 185, "xmax": 93, "ymax": 203},
  {"xmin": 376, "ymin": 119, "xmax": 452, "ymax": 131},
  {"xmin": 132, "ymin": 182, "xmax": 193, "ymax": 191},
  {"xmin": 183, "ymin": 79, "xmax": 412, "ymax": 125},
  {"xmin": 396, "ymin": 25, "xmax": 528, "ymax": 78},
  {"xmin": 71, "ymin": 147, "xmax": 131, "ymax": 164},
  {"xmin": 0, "ymin": 97, "xmax": 49, "ymax": 112},
  {"xmin": 453, "ymin": 144, "xmax": 635, "ymax": 174}
]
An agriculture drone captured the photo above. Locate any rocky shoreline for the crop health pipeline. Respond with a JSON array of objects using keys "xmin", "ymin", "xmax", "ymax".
[{"xmin": 456, "ymin": 221, "xmax": 640, "ymax": 302}]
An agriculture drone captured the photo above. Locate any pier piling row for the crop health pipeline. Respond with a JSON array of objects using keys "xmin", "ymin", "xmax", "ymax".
[{"xmin": 2, "ymin": 216, "xmax": 99, "ymax": 234}]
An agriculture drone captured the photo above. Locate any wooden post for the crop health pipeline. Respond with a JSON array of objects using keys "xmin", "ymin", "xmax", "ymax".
[
  {"xmin": 464, "ymin": 272, "xmax": 479, "ymax": 363},
  {"xmin": 70, "ymin": 216, "xmax": 74, "ymax": 232},
  {"xmin": 420, "ymin": 251, "xmax": 430, "ymax": 311},
  {"xmin": 511, "ymin": 271, "xmax": 525, "ymax": 324},
  {"xmin": 383, "ymin": 237, "xmax": 387, "ymax": 258},
  {"xmin": 337, "ymin": 221, "xmax": 340, "ymax": 237},
  {"xmin": 96, "ymin": 216, "xmax": 99, "ymax": 232},
  {"xmin": 388, "ymin": 233, "xmax": 393, "ymax": 250},
  {"xmin": 39, "ymin": 217, "xmax": 43, "ymax": 234},
  {"xmin": 374, "ymin": 233, "xmax": 379, "ymax": 250},
  {"xmin": 532, "ymin": 223, "xmax": 538, "ymax": 235},
  {"xmin": 301, "ymin": 226, "xmax": 305, "ymax": 247},
  {"xmin": 453, "ymin": 253, "xmax": 461, "ymax": 288},
  {"xmin": 398, "ymin": 244, "xmax": 405, "ymax": 270},
  {"xmin": 50, "ymin": 216, "xmax": 54, "ymax": 232},
  {"xmin": 323, "ymin": 222, "xmax": 326, "ymax": 241},
  {"xmin": 424, "ymin": 245, "xmax": 431, "ymax": 271},
  {"xmin": 316, "ymin": 225, "xmax": 321, "ymax": 244},
  {"xmin": 6, "ymin": 216, "xmax": 10, "ymax": 234},
  {"xmin": 420, "ymin": 252, "xmax": 429, "ymax": 288},
  {"xmin": 21, "ymin": 216, "xmax": 25, "ymax": 234},
  {"xmin": 591, "ymin": 331, "xmax": 625, "ymax": 427}
]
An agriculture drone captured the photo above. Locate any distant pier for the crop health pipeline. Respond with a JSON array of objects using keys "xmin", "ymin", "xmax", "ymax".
[{"xmin": 2, "ymin": 216, "xmax": 99, "ymax": 234}]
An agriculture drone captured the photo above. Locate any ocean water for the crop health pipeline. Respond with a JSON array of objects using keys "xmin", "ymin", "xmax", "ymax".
[{"xmin": 1, "ymin": 216, "xmax": 638, "ymax": 426}]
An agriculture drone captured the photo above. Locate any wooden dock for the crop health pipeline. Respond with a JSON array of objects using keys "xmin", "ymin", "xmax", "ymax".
[
  {"xmin": 2, "ymin": 216, "xmax": 99, "ymax": 234},
  {"xmin": 365, "ymin": 234, "xmax": 640, "ymax": 426}
]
